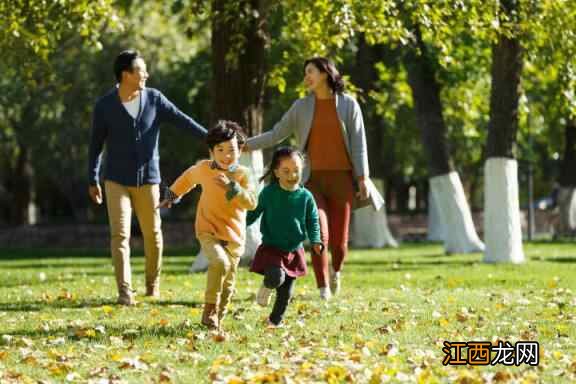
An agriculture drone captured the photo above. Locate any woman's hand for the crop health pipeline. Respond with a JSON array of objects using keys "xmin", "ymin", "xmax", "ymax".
[
  {"xmin": 158, "ymin": 199, "xmax": 172, "ymax": 209},
  {"xmin": 356, "ymin": 177, "xmax": 369, "ymax": 200}
]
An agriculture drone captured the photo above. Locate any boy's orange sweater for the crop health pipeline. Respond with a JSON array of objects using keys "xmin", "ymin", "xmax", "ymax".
[{"xmin": 169, "ymin": 160, "xmax": 257, "ymax": 252}]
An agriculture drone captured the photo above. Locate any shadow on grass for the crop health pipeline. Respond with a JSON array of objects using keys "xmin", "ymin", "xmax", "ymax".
[
  {"xmin": 0, "ymin": 297, "xmax": 118, "ymax": 312},
  {"xmin": 537, "ymin": 256, "xmax": 576, "ymax": 263},
  {"xmin": 0, "ymin": 247, "xmax": 199, "ymax": 260},
  {"xmin": 0, "ymin": 277, "xmax": 77, "ymax": 289},
  {"xmin": 0, "ymin": 258, "xmax": 195, "ymax": 270},
  {"xmin": 346, "ymin": 258, "xmax": 479, "ymax": 267},
  {"xmin": 5, "ymin": 321, "xmax": 208, "ymax": 340},
  {"xmin": 1, "ymin": 262, "xmax": 111, "ymax": 270},
  {"xmin": 0, "ymin": 297, "xmax": 203, "ymax": 312}
]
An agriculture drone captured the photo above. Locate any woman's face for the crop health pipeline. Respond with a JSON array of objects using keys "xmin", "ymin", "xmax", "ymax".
[{"xmin": 304, "ymin": 63, "xmax": 328, "ymax": 92}]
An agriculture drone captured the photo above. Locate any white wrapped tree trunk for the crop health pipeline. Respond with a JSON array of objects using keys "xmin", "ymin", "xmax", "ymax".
[
  {"xmin": 426, "ymin": 189, "xmax": 444, "ymax": 241},
  {"xmin": 483, "ymin": 158, "xmax": 525, "ymax": 263},
  {"xmin": 556, "ymin": 187, "xmax": 576, "ymax": 236},
  {"xmin": 429, "ymin": 172, "xmax": 484, "ymax": 253},
  {"xmin": 189, "ymin": 150, "xmax": 264, "ymax": 273},
  {"xmin": 350, "ymin": 178, "xmax": 398, "ymax": 248}
]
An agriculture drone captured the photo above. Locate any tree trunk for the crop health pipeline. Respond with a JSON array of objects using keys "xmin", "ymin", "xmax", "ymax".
[
  {"xmin": 403, "ymin": 25, "xmax": 483, "ymax": 253},
  {"xmin": 10, "ymin": 145, "xmax": 36, "ymax": 225},
  {"xmin": 404, "ymin": 26, "xmax": 452, "ymax": 177},
  {"xmin": 192, "ymin": 0, "xmax": 270, "ymax": 272},
  {"xmin": 427, "ymin": 190, "xmax": 444, "ymax": 241},
  {"xmin": 484, "ymin": 0, "xmax": 525, "ymax": 263},
  {"xmin": 556, "ymin": 119, "xmax": 576, "ymax": 236},
  {"xmin": 348, "ymin": 34, "xmax": 397, "ymax": 248},
  {"xmin": 210, "ymin": 0, "xmax": 269, "ymax": 136}
]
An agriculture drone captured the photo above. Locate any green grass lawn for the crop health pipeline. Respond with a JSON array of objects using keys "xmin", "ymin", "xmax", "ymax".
[{"xmin": 0, "ymin": 242, "xmax": 575, "ymax": 383}]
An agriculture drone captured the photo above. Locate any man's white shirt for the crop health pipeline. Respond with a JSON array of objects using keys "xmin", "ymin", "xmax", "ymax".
[{"xmin": 122, "ymin": 93, "xmax": 140, "ymax": 119}]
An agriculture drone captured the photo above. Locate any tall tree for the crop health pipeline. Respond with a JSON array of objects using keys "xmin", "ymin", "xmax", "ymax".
[
  {"xmin": 0, "ymin": 0, "xmax": 118, "ymax": 225},
  {"xmin": 483, "ymin": 0, "xmax": 525, "ymax": 263},
  {"xmin": 210, "ymin": 0, "xmax": 270, "ymax": 135},
  {"xmin": 522, "ymin": 1, "xmax": 576, "ymax": 237},
  {"xmin": 350, "ymin": 35, "xmax": 398, "ymax": 248},
  {"xmin": 191, "ymin": 0, "xmax": 272, "ymax": 272},
  {"xmin": 402, "ymin": 23, "xmax": 484, "ymax": 254},
  {"xmin": 556, "ymin": 119, "xmax": 576, "ymax": 236}
]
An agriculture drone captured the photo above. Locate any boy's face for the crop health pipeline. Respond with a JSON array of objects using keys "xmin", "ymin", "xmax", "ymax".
[
  {"xmin": 210, "ymin": 137, "xmax": 241, "ymax": 171},
  {"xmin": 274, "ymin": 154, "xmax": 303, "ymax": 191}
]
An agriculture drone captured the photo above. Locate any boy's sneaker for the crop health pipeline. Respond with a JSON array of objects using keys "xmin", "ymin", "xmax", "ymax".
[
  {"xmin": 201, "ymin": 303, "xmax": 219, "ymax": 330},
  {"xmin": 319, "ymin": 286, "xmax": 332, "ymax": 301},
  {"xmin": 256, "ymin": 286, "xmax": 272, "ymax": 307},
  {"xmin": 329, "ymin": 266, "xmax": 341, "ymax": 295}
]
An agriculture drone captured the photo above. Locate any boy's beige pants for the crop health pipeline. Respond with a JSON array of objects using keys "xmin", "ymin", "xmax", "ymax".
[
  {"xmin": 197, "ymin": 233, "xmax": 242, "ymax": 310},
  {"xmin": 104, "ymin": 181, "xmax": 163, "ymax": 294}
]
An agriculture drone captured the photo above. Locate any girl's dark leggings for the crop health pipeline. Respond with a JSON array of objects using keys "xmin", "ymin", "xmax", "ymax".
[{"xmin": 263, "ymin": 266, "xmax": 296, "ymax": 325}]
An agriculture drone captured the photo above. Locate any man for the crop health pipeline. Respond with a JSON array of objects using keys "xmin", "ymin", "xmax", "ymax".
[{"xmin": 88, "ymin": 50, "xmax": 207, "ymax": 305}]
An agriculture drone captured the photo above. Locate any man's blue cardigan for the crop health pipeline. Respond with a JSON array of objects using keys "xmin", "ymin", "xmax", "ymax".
[{"xmin": 88, "ymin": 87, "xmax": 207, "ymax": 187}]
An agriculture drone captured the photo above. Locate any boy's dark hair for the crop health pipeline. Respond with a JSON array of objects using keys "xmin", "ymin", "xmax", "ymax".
[
  {"xmin": 206, "ymin": 120, "xmax": 246, "ymax": 150},
  {"xmin": 261, "ymin": 146, "xmax": 305, "ymax": 184},
  {"xmin": 114, "ymin": 50, "xmax": 142, "ymax": 83},
  {"xmin": 303, "ymin": 57, "xmax": 345, "ymax": 93}
]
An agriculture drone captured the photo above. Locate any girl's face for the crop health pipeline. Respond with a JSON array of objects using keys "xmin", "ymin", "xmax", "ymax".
[
  {"xmin": 304, "ymin": 63, "xmax": 328, "ymax": 93},
  {"xmin": 274, "ymin": 154, "xmax": 303, "ymax": 191},
  {"xmin": 210, "ymin": 137, "xmax": 240, "ymax": 171}
]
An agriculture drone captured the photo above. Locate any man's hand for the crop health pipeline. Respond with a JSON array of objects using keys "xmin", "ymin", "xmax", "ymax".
[
  {"xmin": 89, "ymin": 184, "xmax": 103, "ymax": 205},
  {"xmin": 158, "ymin": 199, "xmax": 173, "ymax": 209},
  {"xmin": 356, "ymin": 177, "xmax": 369, "ymax": 201}
]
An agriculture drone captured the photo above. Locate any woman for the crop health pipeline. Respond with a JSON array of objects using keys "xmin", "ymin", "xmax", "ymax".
[{"xmin": 246, "ymin": 57, "xmax": 383, "ymax": 300}]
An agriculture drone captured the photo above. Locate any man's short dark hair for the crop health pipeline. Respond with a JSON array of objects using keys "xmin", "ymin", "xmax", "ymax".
[
  {"xmin": 114, "ymin": 50, "xmax": 142, "ymax": 83},
  {"xmin": 206, "ymin": 120, "xmax": 246, "ymax": 150}
]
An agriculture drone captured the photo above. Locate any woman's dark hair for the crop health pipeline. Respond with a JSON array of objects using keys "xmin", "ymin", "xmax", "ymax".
[
  {"xmin": 260, "ymin": 146, "xmax": 305, "ymax": 184},
  {"xmin": 206, "ymin": 120, "xmax": 246, "ymax": 150},
  {"xmin": 304, "ymin": 57, "xmax": 345, "ymax": 93},
  {"xmin": 114, "ymin": 50, "xmax": 142, "ymax": 83}
]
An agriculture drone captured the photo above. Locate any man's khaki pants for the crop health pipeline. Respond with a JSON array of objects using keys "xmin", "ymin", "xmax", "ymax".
[
  {"xmin": 105, "ymin": 181, "xmax": 163, "ymax": 295},
  {"xmin": 197, "ymin": 233, "xmax": 242, "ymax": 312}
]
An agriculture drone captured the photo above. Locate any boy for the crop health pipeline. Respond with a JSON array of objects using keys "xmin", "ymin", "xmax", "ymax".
[{"xmin": 160, "ymin": 121, "xmax": 257, "ymax": 330}]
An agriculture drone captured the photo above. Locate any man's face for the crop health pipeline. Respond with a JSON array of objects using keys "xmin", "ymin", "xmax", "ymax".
[{"xmin": 123, "ymin": 57, "xmax": 148, "ymax": 90}]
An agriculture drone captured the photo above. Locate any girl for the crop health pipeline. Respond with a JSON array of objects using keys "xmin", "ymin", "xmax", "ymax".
[
  {"xmin": 245, "ymin": 57, "xmax": 384, "ymax": 299},
  {"xmin": 247, "ymin": 146, "xmax": 323, "ymax": 328},
  {"xmin": 159, "ymin": 120, "xmax": 257, "ymax": 331}
]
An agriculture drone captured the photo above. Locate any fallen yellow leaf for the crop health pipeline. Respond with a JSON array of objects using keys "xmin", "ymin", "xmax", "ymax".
[
  {"xmin": 325, "ymin": 365, "xmax": 347, "ymax": 381},
  {"xmin": 547, "ymin": 277, "xmax": 559, "ymax": 289},
  {"xmin": 109, "ymin": 352, "xmax": 123, "ymax": 362},
  {"xmin": 102, "ymin": 305, "xmax": 114, "ymax": 315}
]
